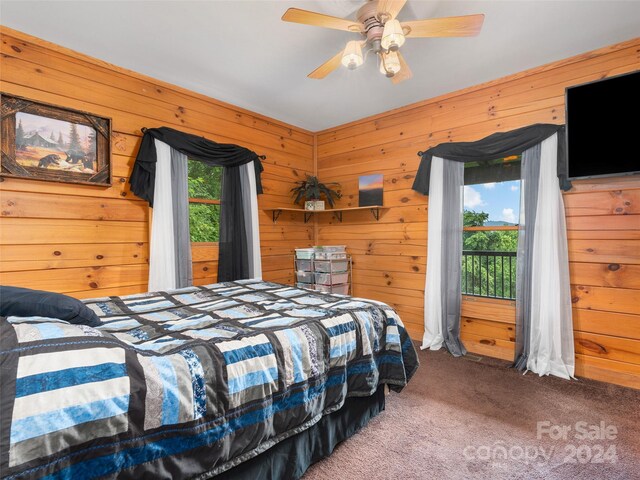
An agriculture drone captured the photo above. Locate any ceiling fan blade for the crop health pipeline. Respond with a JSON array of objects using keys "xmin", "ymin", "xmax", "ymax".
[
  {"xmin": 377, "ymin": 0, "xmax": 407, "ymax": 20},
  {"xmin": 308, "ymin": 50, "xmax": 344, "ymax": 79},
  {"xmin": 403, "ymin": 14, "xmax": 485, "ymax": 38},
  {"xmin": 392, "ymin": 52, "xmax": 412, "ymax": 85},
  {"xmin": 282, "ymin": 8, "xmax": 361, "ymax": 32}
]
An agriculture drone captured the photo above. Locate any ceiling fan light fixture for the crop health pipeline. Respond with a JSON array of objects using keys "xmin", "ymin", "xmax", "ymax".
[
  {"xmin": 379, "ymin": 50, "xmax": 401, "ymax": 77},
  {"xmin": 285, "ymin": 4, "xmax": 484, "ymax": 83},
  {"xmin": 341, "ymin": 41, "xmax": 364, "ymax": 70},
  {"xmin": 381, "ymin": 19, "xmax": 405, "ymax": 51}
]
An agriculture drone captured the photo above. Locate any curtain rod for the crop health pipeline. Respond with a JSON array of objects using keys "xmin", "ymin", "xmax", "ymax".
[{"xmin": 141, "ymin": 127, "xmax": 266, "ymax": 159}]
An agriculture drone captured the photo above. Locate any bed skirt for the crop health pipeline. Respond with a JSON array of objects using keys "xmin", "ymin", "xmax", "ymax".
[{"xmin": 209, "ymin": 387, "xmax": 386, "ymax": 480}]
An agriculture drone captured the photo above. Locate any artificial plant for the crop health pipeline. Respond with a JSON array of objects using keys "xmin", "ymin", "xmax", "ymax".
[{"xmin": 290, "ymin": 175, "xmax": 341, "ymax": 208}]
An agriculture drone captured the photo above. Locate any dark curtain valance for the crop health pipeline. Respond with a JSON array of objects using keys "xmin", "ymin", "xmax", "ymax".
[
  {"xmin": 412, "ymin": 124, "xmax": 569, "ymax": 195},
  {"xmin": 130, "ymin": 126, "xmax": 264, "ymax": 207}
]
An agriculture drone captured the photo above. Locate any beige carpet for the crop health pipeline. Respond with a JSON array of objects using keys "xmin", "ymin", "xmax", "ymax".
[{"xmin": 304, "ymin": 348, "xmax": 640, "ymax": 480}]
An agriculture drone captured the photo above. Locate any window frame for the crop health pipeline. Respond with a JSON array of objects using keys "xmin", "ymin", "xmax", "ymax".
[
  {"xmin": 189, "ymin": 197, "xmax": 220, "ymax": 206},
  {"xmin": 463, "ymin": 225, "xmax": 518, "ymax": 232}
]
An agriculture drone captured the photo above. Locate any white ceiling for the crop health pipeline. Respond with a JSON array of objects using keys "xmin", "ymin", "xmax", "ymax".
[{"xmin": 2, "ymin": 1, "xmax": 639, "ymax": 131}]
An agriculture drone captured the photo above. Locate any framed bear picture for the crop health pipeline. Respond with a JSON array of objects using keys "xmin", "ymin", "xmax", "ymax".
[{"xmin": 1, "ymin": 93, "xmax": 111, "ymax": 186}]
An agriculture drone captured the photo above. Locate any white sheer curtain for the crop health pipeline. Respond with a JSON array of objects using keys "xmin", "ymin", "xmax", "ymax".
[
  {"xmin": 422, "ymin": 157, "xmax": 444, "ymax": 350},
  {"xmin": 148, "ymin": 140, "xmax": 176, "ymax": 291},
  {"xmin": 526, "ymin": 133, "xmax": 575, "ymax": 379},
  {"xmin": 240, "ymin": 161, "xmax": 263, "ymax": 279},
  {"xmin": 422, "ymin": 156, "xmax": 465, "ymax": 355}
]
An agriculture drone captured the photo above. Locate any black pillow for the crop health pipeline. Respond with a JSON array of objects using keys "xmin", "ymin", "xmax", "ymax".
[{"xmin": 0, "ymin": 286, "xmax": 102, "ymax": 327}]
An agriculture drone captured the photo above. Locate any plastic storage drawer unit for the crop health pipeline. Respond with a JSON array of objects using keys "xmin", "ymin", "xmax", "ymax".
[
  {"xmin": 296, "ymin": 259, "xmax": 313, "ymax": 271},
  {"xmin": 314, "ymin": 252, "xmax": 347, "ymax": 261},
  {"xmin": 296, "ymin": 271, "xmax": 314, "ymax": 284},
  {"xmin": 295, "ymin": 248, "xmax": 315, "ymax": 260},
  {"xmin": 314, "ymin": 272, "xmax": 349, "ymax": 285},
  {"xmin": 313, "ymin": 245, "xmax": 346, "ymax": 254},
  {"xmin": 313, "ymin": 260, "xmax": 348, "ymax": 273},
  {"xmin": 315, "ymin": 284, "xmax": 349, "ymax": 295}
]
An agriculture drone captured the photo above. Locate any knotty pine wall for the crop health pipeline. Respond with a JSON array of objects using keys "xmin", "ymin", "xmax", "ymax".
[
  {"xmin": 316, "ymin": 38, "xmax": 640, "ymax": 389},
  {"xmin": 0, "ymin": 26, "xmax": 638, "ymax": 389},
  {"xmin": 0, "ymin": 26, "xmax": 314, "ymax": 297}
]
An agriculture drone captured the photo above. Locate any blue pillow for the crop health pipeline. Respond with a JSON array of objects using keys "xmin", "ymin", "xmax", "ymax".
[{"xmin": 0, "ymin": 286, "xmax": 102, "ymax": 327}]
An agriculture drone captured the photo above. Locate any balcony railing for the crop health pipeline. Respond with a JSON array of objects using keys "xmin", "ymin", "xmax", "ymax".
[{"xmin": 462, "ymin": 250, "xmax": 517, "ymax": 300}]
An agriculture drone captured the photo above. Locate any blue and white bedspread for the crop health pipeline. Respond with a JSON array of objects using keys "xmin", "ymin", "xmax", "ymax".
[{"xmin": 0, "ymin": 280, "xmax": 418, "ymax": 479}]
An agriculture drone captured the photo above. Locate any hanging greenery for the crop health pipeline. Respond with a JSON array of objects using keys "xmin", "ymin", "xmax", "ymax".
[{"xmin": 290, "ymin": 175, "xmax": 342, "ymax": 208}]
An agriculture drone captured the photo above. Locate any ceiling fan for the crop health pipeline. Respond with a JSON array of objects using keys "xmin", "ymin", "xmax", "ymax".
[{"xmin": 282, "ymin": 0, "xmax": 484, "ymax": 84}]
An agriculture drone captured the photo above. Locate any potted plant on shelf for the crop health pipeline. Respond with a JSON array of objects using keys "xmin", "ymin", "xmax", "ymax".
[{"xmin": 290, "ymin": 175, "xmax": 341, "ymax": 211}]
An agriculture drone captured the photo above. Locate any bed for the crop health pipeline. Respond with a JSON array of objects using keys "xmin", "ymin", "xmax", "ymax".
[{"xmin": 0, "ymin": 280, "xmax": 418, "ymax": 479}]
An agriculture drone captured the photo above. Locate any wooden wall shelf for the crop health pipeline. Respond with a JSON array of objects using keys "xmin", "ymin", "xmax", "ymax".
[{"xmin": 265, "ymin": 206, "xmax": 387, "ymax": 224}]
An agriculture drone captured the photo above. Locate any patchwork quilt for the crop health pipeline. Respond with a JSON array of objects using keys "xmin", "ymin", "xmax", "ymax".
[{"xmin": 0, "ymin": 280, "xmax": 418, "ymax": 479}]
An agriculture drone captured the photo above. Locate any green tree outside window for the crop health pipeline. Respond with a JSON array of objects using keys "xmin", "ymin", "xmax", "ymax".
[{"xmin": 188, "ymin": 160, "xmax": 222, "ymax": 243}]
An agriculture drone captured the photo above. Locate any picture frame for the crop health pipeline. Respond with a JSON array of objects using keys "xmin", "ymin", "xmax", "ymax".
[
  {"xmin": 358, "ymin": 174, "xmax": 383, "ymax": 207},
  {"xmin": 1, "ymin": 93, "xmax": 111, "ymax": 186}
]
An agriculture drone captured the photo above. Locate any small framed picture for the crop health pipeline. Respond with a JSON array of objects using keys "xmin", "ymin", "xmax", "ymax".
[
  {"xmin": 359, "ymin": 174, "xmax": 383, "ymax": 207},
  {"xmin": 1, "ymin": 93, "xmax": 111, "ymax": 186}
]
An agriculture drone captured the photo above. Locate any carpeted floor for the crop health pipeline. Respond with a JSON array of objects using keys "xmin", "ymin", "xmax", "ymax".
[{"xmin": 304, "ymin": 348, "xmax": 640, "ymax": 480}]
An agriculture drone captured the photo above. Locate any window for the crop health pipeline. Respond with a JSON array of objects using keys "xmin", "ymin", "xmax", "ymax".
[
  {"xmin": 188, "ymin": 160, "xmax": 222, "ymax": 243},
  {"xmin": 461, "ymin": 156, "xmax": 520, "ymax": 300}
]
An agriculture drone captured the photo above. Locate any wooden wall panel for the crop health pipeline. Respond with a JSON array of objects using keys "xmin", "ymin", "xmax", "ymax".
[
  {"xmin": 0, "ymin": 26, "xmax": 637, "ymax": 390},
  {"xmin": 316, "ymin": 37, "xmax": 640, "ymax": 389},
  {"xmin": 0, "ymin": 27, "xmax": 314, "ymax": 297}
]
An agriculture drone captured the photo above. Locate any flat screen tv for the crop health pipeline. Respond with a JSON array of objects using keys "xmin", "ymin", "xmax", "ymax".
[{"xmin": 566, "ymin": 71, "xmax": 640, "ymax": 179}]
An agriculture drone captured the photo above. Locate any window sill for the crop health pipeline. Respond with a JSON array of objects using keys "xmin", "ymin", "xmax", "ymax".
[{"xmin": 462, "ymin": 295, "xmax": 515, "ymax": 305}]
